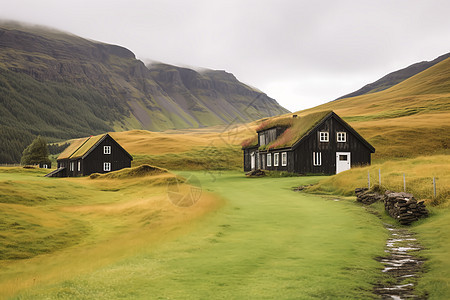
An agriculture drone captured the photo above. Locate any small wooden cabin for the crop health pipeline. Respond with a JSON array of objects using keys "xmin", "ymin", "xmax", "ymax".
[
  {"xmin": 46, "ymin": 133, "xmax": 132, "ymax": 177},
  {"xmin": 242, "ymin": 111, "xmax": 375, "ymax": 175}
]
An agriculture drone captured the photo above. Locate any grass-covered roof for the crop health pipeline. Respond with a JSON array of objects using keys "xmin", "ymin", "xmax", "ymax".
[
  {"xmin": 57, "ymin": 134, "xmax": 107, "ymax": 160},
  {"xmin": 57, "ymin": 137, "xmax": 89, "ymax": 159},
  {"xmin": 242, "ymin": 110, "xmax": 333, "ymax": 150}
]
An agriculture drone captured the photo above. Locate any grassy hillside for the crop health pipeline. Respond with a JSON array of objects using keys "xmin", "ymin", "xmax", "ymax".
[
  {"xmin": 298, "ymin": 57, "xmax": 450, "ymax": 160},
  {"xmin": 337, "ymin": 52, "xmax": 450, "ymax": 99},
  {"xmin": 0, "ymin": 167, "xmax": 222, "ymax": 298}
]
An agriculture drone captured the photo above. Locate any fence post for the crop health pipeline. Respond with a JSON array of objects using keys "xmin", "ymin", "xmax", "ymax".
[
  {"xmin": 433, "ymin": 177, "xmax": 437, "ymax": 198},
  {"xmin": 368, "ymin": 171, "xmax": 371, "ymax": 189},
  {"xmin": 379, "ymin": 169, "xmax": 381, "ymax": 186},
  {"xmin": 403, "ymin": 173, "xmax": 406, "ymax": 192}
]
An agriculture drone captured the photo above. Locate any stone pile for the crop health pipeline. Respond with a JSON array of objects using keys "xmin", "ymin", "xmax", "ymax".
[
  {"xmin": 355, "ymin": 188, "xmax": 384, "ymax": 204},
  {"xmin": 384, "ymin": 191, "xmax": 429, "ymax": 225},
  {"xmin": 245, "ymin": 169, "xmax": 266, "ymax": 177},
  {"xmin": 354, "ymin": 188, "xmax": 429, "ymax": 225}
]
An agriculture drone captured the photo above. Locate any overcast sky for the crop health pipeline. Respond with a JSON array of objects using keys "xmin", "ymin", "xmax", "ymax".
[{"xmin": 1, "ymin": 0, "xmax": 449, "ymax": 111}]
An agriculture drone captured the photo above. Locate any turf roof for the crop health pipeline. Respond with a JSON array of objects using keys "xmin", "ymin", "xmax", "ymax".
[
  {"xmin": 257, "ymin": 110, "xmax": 333, "ymax": 150},
  {"xmin": 57, "ymin": 137, "xmax": 89, "ymax": 159},
  {"xmin": 57, "ymin": 134, "xmax": 107, "ymax": 160}
]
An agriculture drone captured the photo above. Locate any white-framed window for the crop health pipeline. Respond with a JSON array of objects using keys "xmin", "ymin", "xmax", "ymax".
[
  {"xmin": 267, "ymin": 153, "xmax": 272, "ymax": 167},
  {"xmin": 103, "ymin": 162, "xmax": 111, "ymax": 172},
  {"xmin": 281, "ymin": 152, "xmax": 287, "ymax": 166},
  {"xmin": 77, "ymin": 161, "xmax": 81, "ymax": 172},
  {"xmin": 104, "ymin": 146, "xmax": 111, "ymax": 154},
  {"xmin": 274, "ymin": 153, "xmax": 279, "ymax": 166},
  {"xmin": 70, "ymin": 162, "xmax": 74, "ymax": 171},
  {"xmin": 313, "ymin": 152, "xmax": 322, "ymax": 166},
  {"xmin": 319, "ymin": 131, "xmax": 329, "ymax": 142},
  {"xmin": 337, "ymin": 132, "xmax": 347, "ymax": 142}
]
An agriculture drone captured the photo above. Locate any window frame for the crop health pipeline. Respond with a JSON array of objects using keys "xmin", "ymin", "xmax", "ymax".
[
  {"xmin": 274, "ymin": 153, "xmax": 279, "ymax": 166},
  {"xmin": 77, "ymin": 160, "xmax": 81, "ymax": 172},
  {"xmin": 103, "ymin": 162, "xmax": 111, "ymax": 172},
  {"xmin": 281, "ymin": 152, "xmax": 287, "ymax": 166},
  {"xmin": 70, "ymin": 162, "xmax": 74, "ymax": 171},
  {"xmin": 337, "ymin": 132, "xmax": 347, "ymax": 143},
  {"xmin": 104, "ymin": 145, "xmax": 111, "ymax": 155},
  {"xmin": 267, "ymin": 153, "xmax": 272, "ymax": 167},
  {"xmin": 319, "ymin": 131, "xmax": 329, "ymax": 142},
  {"xmin": 313, "ymin": 152, "xmax": 322, "ymax": 166}
]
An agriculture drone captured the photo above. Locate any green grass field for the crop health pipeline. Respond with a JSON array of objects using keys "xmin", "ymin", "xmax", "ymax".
[{"xmin": 2, "ymin": 169, "xmax": 389, "ymax": 299}]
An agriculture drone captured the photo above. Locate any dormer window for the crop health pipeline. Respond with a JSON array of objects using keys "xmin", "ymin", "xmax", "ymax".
[
  {"xmin": 259, "ymin": 134, "xmax": 266, "ymax": 146},
  {"xmin": 104, "ymin": 146, "xmax": 111, "ymax": 154},
  {"xmin": 337, "ymin": 132, "xmax": 347, "ymax": 142},
  {"xmin": 319, "ymin": 132, "xmax": 329, "ymax": 142}
]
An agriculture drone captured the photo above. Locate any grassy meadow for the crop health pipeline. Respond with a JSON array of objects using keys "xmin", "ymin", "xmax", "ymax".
[
  {"xmin": 2, "ymin": 170, "xmax": 389, "ymax": 299},
  {"xmin": 0, "ymin": 167, "xmax": 222, "ymax": 299}
]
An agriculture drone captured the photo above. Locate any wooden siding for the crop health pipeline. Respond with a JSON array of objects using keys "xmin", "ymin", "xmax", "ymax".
[
  {"xmin": 258, "ymin": 126, "xmax": 287, "ymax": 147},
  {"xmin": 82, "ymin": 135, "xmax": 131, "ymax": 176},
  {"xmin": 293, "ymin": 115, "xmax": 372, "ymax": 174},
  {"xmin": 243, "ymin": 112, "xmax": 374, "ymax": 175},
  {"xmin": 56, "ymin": 134, "xmax": 132, "ymax": 177}
]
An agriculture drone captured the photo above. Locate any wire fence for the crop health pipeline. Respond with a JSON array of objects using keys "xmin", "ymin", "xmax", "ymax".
[{"xmin": 367, "ymin": 169, "xmax": 442, "ymax": 200}]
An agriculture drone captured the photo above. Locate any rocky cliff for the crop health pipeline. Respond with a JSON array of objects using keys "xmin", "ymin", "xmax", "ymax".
[{"xmin": 0, "ymin": 22, "xmax": 289, "ymax": 162}]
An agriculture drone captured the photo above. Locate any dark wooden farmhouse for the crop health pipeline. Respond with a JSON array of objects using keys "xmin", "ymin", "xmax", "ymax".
[
  {"xmin": 46, "ymin": 133, "xmax": 132, "ymax": 177},
  {"xmin": 242, "ymin": 111, "xmax": 375, "ymax": 175}
]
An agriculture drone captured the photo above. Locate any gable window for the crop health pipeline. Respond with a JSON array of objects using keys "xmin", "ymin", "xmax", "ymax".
[
  {"xmin": 313, "ymin": 152, "xmax": 322, "ymax": 166},
  {"xmin": 103, "ymin": 162, "xmax": 111, "ymax": 172},
  {"xmin": 77, "ymin": 161, "xmax": 81, "ymax": 172},
  {"xmin": 337, "ymin": 132, "xmax": 347, "ymax": 142},
  {"xmin": 319, "ymin": 132, "xmax": 329, "ymax": 142},
  {"xmin": 104, "ymin": 146, "xmax": 111, "ymax": 155},
  {"xmin": 274, "ymin": 153, "xmax": 279, "ymax": 166},
  {"xmin": 267, "ymin": 153, "xmax": 272, "ymax": 167},
  {"xmin": 281, "ymin": 152, "xmax": 287, "ymax": 166}
]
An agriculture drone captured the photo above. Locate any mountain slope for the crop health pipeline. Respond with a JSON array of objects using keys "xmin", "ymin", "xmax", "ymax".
[
  {"xmin": 300, "ymin": 56, "xmax": 450, "ymax": 159},
  {"xmin": 0, "ymin": 22, "xmax": 288, "ymax": 163},
  {"xmin": 337, "ymin": 52, "xmax": 450, "ymax": 100}
]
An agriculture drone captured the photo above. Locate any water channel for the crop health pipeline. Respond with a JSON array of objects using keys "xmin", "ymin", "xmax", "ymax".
[{"xmin": 373, "ymin": 224, "xmax": 427, "ymax": 299}]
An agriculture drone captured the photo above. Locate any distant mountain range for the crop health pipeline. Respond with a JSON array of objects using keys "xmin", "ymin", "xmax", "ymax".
[
  {"xmin": 0, "ymin": 22, "xmax": 289, "ymax": 163},
  {"xmin": 336, "ymin": 52, "xmax": 450, "ymax": 100}
]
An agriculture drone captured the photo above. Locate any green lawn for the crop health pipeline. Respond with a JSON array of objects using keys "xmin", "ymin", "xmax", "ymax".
[{"xmin": 13, "ymin": 171, "xmax": 387, "ymax": 299}]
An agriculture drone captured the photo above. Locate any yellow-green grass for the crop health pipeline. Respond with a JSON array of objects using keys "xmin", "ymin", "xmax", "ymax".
[
  {"xmin": 414, "ymin": 206, "xmax": 450, "ymax": 299},
  {"xmin": 132, "ymin": 146, "xmax": 242, "ymax": 171},
  {"xmin": 308, "ymin": 155, "xmax": 450, "ymax": 205},
  {"xmin": 10, "ymin": 172, "xmax": 388, "ymax": 299},
  {"xmin": 0, "ymin": 167, "xmax": 222, "ymax": 298}
]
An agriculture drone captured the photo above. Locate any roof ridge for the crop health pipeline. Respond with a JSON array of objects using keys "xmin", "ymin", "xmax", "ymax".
[{"xmin": 68, "ymin": 136, "xmax": 92, "ymax": 159}]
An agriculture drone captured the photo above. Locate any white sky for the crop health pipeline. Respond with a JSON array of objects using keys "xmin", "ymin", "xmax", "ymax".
[{"xmin": 1, "ymin": 0, "xmax": 449, "ymax": 112}]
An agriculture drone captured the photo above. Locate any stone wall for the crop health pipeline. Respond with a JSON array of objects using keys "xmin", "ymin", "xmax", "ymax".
[
  {"xmin": 355, "ymin": 188, "xmax": 429, "ymax": 225},
  {"xmin": 384, "ymin": 191, "xmax": 429, "ymax": 225}
]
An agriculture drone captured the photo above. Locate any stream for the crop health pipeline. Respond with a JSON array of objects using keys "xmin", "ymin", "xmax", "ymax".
[{"xmin": 373, "ymin": 223, "xmax": 427, "ymax": 299}]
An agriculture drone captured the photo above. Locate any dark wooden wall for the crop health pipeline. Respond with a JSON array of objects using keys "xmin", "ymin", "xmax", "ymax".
[
  {"xmin": 82, "ymin": 135, "xmax": 131, "ymax": 176},
  {"xmin": 57, "ymin": 135, "xmax": 132, "ymax": 177},
  {"xmin": 293, "ymin": 115, "xmax": 372, "ymax": 174},
  {"xmin": 244, "ymin": 114, "xmax": 373, "ymax": 175}
]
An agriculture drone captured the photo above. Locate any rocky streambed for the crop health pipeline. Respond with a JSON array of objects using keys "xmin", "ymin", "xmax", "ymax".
[{"xmin": 374, "ymin": 224, "xmax": 427, "ymax": 299}]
